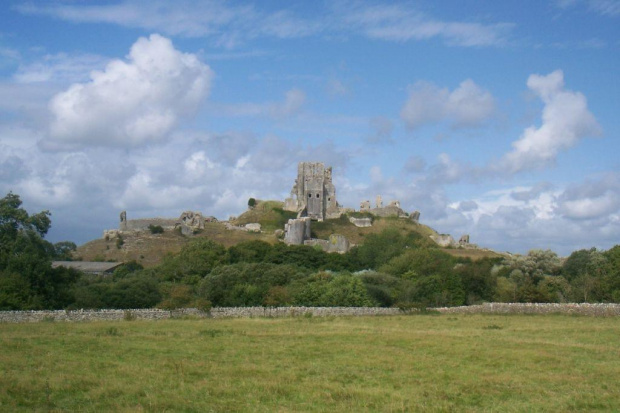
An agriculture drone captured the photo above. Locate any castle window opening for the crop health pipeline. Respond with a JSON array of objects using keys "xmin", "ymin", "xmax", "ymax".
[
  {"xmin": 308, "ymin": 194, "xmax": 312, "ymax": 198},
  {"xmin": 316, "ymin": 194, "xmax": 320, "ymax": 198}
]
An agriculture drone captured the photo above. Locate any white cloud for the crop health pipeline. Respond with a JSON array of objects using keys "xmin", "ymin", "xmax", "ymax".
[
  {"xmin": 47, "ymin": 34, "xmax": 213, "ymax": 148},
  {"xmin": 16, "ymin": 1, "xmax": 513, "ymax": 48},
  {"xmin": 14, "ymin": 53, "xmax": 109, "ymax": 84},
  {"xmin": 556, "ymin": 173, "xmax": 620, "ymax": 220},
  {"xmin": 401, "ymin": 79, "xmax": 495, "ymax": 129},
  {"xmin": 497, "ymin": 70, "xmax": 601, "ymax": 173},
  {"xmin": 511, "ymin": 182, "xmax": 555, "ymax": 201},
  {"xmin": 339, "ymin": 2, "xmax": 512, "ymax": 46},
  {"xmin": 15, "ymin": 1, "xmax": 323, "ymax": 48}
]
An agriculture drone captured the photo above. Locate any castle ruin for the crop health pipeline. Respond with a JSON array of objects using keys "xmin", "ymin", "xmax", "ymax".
[{"xmin": 284, "ymin": 162, "xmax": 340, "ymax": 221}]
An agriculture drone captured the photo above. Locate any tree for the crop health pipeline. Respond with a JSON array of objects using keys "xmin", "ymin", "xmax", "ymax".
[
  {"xmin": 227, "ymin": 240, "xmax": 273, "ymax": 264},
  {"xmin": 53, "ymin": 241, "xmax": 77, "ymax": 260},
  {"xmin": 197, "ymin": 262, "xmax": 307, "ymax": 306},
  {"xmin": 248, "ymin": 198, "xmax": 257, "ymax": 209},
  {"xmin": 157, "ymin": 239, "xmax": 227, "ymax": 283},
  {"xmin": 349, "ymin": 228, "xmax": 424, "ymax": 270},
  {"xmin": 0, "ymin": 192, "xmax": 79, "ymax": 310}
]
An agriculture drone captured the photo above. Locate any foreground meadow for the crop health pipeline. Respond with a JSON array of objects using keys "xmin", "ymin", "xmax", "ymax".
[{"xmin": 1, "ymin": 314, "xmax": 619, "ymax": 412}]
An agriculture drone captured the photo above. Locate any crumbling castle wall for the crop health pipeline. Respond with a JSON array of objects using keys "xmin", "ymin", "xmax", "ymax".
[
  {"xmin": 349, "ymin": 217, "xmax": 372, "ymax": 227},
  {"xmin": 111, "ymin": 210, "xmax": 207, "ymax": 237},
  {"xmin": 304, "ymin": 234, "xmax": 350, "ymax": 253},
  {"xmin": 284, "ymin": 217, "xmax": 311, "ymax": 245},
  {"xmin": 121, "ymin": 218, "xmax": 179, "ymax": 232},
  {"xmin": 359, "ymin": 196, "xmax": 409, "ymax": 218}
]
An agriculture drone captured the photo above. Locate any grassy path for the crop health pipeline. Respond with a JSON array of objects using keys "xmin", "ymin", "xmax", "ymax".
[{"xmin": 1, "ymin": 314, "xmax": 618, "ymax": 412}]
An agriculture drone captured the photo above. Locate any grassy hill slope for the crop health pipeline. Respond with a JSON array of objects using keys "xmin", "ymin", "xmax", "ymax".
[
  {"xmin": 75, "ymin": 200, "xmax": 500, "ymax": 266},
  {"xmin": 75, "ymin": 222, "xmax": 277, "ymax": 267}
]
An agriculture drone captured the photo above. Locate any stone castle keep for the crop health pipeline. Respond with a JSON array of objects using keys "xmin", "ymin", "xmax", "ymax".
[{"xmin": 284, "ymin": 162, "xmax": 340, "ymax": 221}]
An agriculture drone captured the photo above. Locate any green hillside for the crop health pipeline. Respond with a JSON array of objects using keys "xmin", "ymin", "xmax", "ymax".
[{"xmin": 75, "ymin": 200, "xmax": 500, "ymax": 267}]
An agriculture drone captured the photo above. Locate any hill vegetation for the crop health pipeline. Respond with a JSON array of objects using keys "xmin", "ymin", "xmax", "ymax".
[
  {"xmin": 75, "ymin": 199, "xmax": 500, "ymax": 267},
  {"xmin": 2, "ymin": 192, "xmax": 620, "ymax": 311}
]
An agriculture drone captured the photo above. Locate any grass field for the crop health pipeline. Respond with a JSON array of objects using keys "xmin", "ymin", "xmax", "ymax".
[{"xmin": 2, "ymin": 314, "xmax": 618, "ymax": 412}]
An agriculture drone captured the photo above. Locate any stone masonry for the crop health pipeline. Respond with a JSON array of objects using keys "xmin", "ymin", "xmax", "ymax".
[{"xmin": 284, "ymin": 162, "xmax": 340, "ymax": 221}]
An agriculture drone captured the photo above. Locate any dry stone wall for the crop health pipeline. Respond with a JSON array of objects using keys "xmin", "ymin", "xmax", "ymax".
[
  {"xmin": 0, "ymin": 307, "xmax": 400, "ymax": 323},
  {"xmin": 436, "ymin": 303, "xmax": 620, "ymax": 316},
  {"xmin": 3, "ymin": 303, "xmax": 620, "ymax": 323}
]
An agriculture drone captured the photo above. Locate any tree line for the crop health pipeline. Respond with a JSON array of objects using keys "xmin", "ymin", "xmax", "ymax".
[{"xmin": 1, "ymin": 192, "xmax": 619, "ymax": 311}]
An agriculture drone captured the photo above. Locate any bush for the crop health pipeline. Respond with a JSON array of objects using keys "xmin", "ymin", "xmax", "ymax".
[
  {"xmin": 198, "ymin": 262, "xmax": 306, "ymax": 306},
  {"xmin": 193, "ymin": 298, "xmax": 212, "ymax": 312},
  {"xmin": 158, "ymin": 284, "xmax": 194, "ymax": 310},
  {"xmin": 157, "ymin": 239, "xmax": 227, "ymax": 282},
  {"xmin": 148, "ymin": 224, "xmax": 164, "ymax": 234},
  {"xmin": 290, "ymin": 272, "xmax": 377, "ymax": 307}
]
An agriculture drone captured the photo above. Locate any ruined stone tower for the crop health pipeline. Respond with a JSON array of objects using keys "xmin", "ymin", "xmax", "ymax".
[{"xmin": 284, "ymin": 162, "xmax": 339, "ymax": 221}]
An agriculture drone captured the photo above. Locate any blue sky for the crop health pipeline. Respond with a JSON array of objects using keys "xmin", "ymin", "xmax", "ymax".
[{"xmin": 0, "ymin": 0, "xmax": 618, "ymax": 255}]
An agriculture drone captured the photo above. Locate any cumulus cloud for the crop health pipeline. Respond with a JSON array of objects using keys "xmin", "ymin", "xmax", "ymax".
[
  {"xmin": 47, "ymin": 34, "xmax": 213, "ymax": 148},
  {"xmin": 556, "ymin": 173, "xmax": 620, "ymax": 220},
  {"xmin": 511, "ymin": 182, "xmax": 555, "ymax": 201},
  {"xmin": 497, "ymin": 70, "xmax": 601, "ymax": 173},
  {"xmin": 401, "ymin": 79, "xmax": 495, "ymax": 130},
  {"xmin": 457, "ymin": 200, "xmax": 479, "ymax": 212}
]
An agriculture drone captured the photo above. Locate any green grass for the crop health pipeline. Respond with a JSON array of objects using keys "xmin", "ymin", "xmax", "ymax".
[
  {"xmin": 1, "ymin": 314, "xmax": 619, "ymax": 412},
  {"xmin": 233, "ymin": 200, "xmax": 297, "ymax": 231}
]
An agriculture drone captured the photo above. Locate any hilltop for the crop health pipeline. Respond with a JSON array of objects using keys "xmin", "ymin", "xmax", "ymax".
[{"xmin": 75, "ymin": 200, "xmax": 500, "ymax": 267}]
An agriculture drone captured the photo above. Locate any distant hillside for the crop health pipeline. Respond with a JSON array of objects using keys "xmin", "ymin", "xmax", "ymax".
[
  {"xmin": 75, "ymin": 222, "xmax": 278, "ymax": 267},
  {"xmin": 75, "ymin": 200, "xmax": 500, "ymax": 267}
]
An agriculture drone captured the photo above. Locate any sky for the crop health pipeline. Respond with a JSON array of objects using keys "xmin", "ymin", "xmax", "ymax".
[{"xmin": 0, "ymin": 0, "xmax": 618, "ymax": 255}]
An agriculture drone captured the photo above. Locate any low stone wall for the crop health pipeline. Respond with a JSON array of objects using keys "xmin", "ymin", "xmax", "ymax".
[
  {"xmin": 122, "ymin": 218, "xmax": 178, "ymax": 231},
  {"xmin": 436, "ymin": 303, "xmax": 620, "ymax": 316},
  {"xmin": 0, "ymin": 307, "xmax": 400, "ymax": 323},
  {"xmin": 3, "ymin": 303, "xmax": 619, "ymax": 323}
]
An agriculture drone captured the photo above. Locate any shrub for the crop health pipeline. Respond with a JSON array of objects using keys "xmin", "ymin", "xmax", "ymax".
[
  {"xmin": 148, "ymin": 224, "xmax": 164, "ymax": 234},
  {"xmin": 193, "ymin": 298, "xmax": 212, "ymax": 313},
  {"xmin": 158, "ymin": 284, "xmax": 194, "ymax": 310}
]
